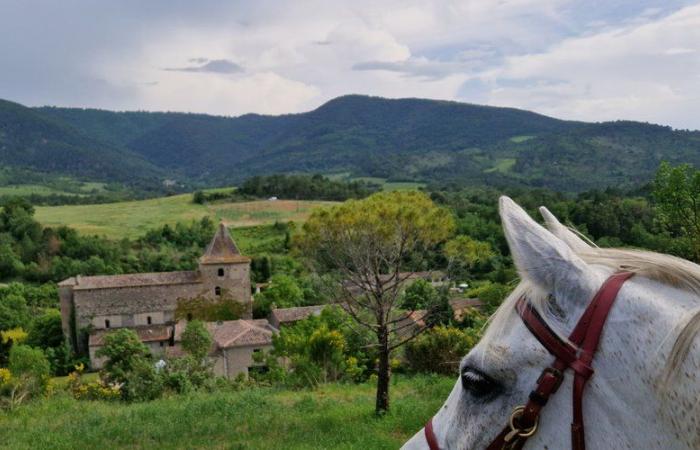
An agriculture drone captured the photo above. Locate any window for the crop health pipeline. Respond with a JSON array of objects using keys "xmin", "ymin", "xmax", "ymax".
[
  {"xmin": 159, "ymin": 341, "xmax": 164, "ymax": 347},
  {"xmin": 147, "ymin": 316, "xmax": 152, "ymax": 325},
  {"xmin": 187, "ymin": 313, "xmax": 193, "ymax": 321},
  {"xmin": 253, "ymin": 348, "xmax": 262, "ymax": 354},
  {"xmin": 218, "ymin": 268, "xmax": 225, "ymax": 277},
  {"xmin": 105, "ymin": 319, "xmax": 110, "ymax": 329},
  {"xmin": 215, "ymin": 286, "xmax": 221, "ymax": 296}
]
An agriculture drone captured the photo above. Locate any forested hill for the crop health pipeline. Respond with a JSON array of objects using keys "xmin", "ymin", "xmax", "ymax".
[
  {"xmin": 0, "ymin": 99, "xmax": 164, "ymax": 187},
  {"xmin": 1, "ymin": 95, "xmax": 699, "ymax": 191}
]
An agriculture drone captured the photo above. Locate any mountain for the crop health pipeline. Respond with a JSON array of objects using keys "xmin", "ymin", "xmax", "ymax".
[
  {"xmin": 0, "ymin": 99, "xmax": 165, "ymax": 188},
  {"xmin": 1, "ymin": 94, "xmax": 699, "ymax": 192}
]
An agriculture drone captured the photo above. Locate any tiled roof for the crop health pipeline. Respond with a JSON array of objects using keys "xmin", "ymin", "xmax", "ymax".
[
  {"xmin": 448, "ymin": 298, "xmax": 484, "ymax": 311},
  {"xmin": 174, "ymin": 319, "xmax": 277, "ymax": 349},
  {"xmin": 89, "ymin": 325, "xmax": 172, "ymax": 347},
  {"xmin": 64, "ymin": 271, "xmax": 201, "ymax": 291},
  {"xmin": 200, "ymin": 223, "xmax": 250, "ymax": 264},
  {"xmin": 270, "ymin": 305, "xmax": 326, "ymax": 324}
]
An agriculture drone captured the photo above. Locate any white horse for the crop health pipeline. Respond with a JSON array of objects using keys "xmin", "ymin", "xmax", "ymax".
[{"xmin": 403, "ymin": 196, "xmax": 700, "ymax": 449}]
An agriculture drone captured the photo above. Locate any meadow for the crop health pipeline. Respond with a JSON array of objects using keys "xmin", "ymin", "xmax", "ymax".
[
  {"xmin": 0, "ymin": 375, "xmax": 453, "ymax": 450},
  {"xmin": 35, "ymin": 194, "xmax": 336, "ymax": 239}
]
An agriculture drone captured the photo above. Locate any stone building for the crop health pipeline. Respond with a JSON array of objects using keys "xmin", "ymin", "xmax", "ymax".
[
  {"xmin": 58, "ymin": 223, "xmax": 252, "ymax": 359},
  {"xmin": 169, "ymin": 319, "xmax": 277, "ymax": 378}
]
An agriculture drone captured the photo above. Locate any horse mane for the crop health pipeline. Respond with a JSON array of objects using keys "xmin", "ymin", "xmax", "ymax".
[
  {"xmin": 485, "ymin": 245, "xmax": 700, "ymax": 387},
  {"xmin": 579, "ymin": 247, "xmax": 700, "ymax": 386}
]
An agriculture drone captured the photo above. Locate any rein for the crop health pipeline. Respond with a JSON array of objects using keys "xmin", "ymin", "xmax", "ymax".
[{"xmin": 425, "ymin": 271, "xmax": 634, "ymax": 450}]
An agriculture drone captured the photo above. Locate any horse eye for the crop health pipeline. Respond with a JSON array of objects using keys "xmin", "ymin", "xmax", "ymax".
[{"xmin": 461, "ymin": 367, "xmax": 500, "ymax": 398}]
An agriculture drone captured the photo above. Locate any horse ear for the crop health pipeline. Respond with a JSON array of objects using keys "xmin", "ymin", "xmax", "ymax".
[
  {"xmin": 539, "ymin": 206, "xmax": 593, "ymax": 254},
  {"xmin": 500, "ymin": 196, "xmax": 595, "ymax": 301}
]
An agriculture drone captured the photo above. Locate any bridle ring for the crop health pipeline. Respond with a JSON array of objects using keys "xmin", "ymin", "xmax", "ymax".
[{"xmin": 505, "ymin": 405, "xmax": 539, "ymax": 442}]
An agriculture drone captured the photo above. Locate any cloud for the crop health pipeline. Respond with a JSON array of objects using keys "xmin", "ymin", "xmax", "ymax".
[
  {"xmin": 0, "ymin": 0, "xmax": 697, "ymax": 128},
  {"xmin": 481, "ymin": 4, "xmax": 700, "ymax": 129},
  {"xmin": 164, "ymin": 58, "xmax": 244, "ymax": 74}
]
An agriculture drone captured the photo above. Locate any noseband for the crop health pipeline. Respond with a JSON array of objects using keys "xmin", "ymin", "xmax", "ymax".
[{"xmin": 425, "ymin": 271, "xmax": 634, "ymax": 450}]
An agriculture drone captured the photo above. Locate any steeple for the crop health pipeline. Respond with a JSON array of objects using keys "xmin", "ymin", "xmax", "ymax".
[{"xmin": 200, "ymin": 223, "xmax": 249, "ymax": 264}]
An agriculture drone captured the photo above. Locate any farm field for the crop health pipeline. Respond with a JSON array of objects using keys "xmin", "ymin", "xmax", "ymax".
[
  {"xmin": 34, "ymin": 194, "xmax": 336, "ymax": 239},
  {"xmin": 0, "ymin": 375, "xmax": 453, "ymax": 450}
]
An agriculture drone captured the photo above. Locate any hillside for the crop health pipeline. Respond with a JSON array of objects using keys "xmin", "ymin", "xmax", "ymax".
[
  {"xmin": 0, "ymin": 95, "xmax": 697, "ymax": 191},
  {"xmin": 0, "ymin": 100, "xmax": 165, "ymax": 189},
  {"xmin": 35, "ymin": 193, "xmax": 335, "ymax": 239},
  {"xmin": 0, "ymin": 375, "xmax": 452, "ymax": 450}
]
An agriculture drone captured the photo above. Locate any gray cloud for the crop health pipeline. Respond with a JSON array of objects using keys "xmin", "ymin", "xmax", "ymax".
[
  {"xmin": 164, "ymin": 59, "xmax": 244, "ymax": 74},
  {"xmin": 352, "ymin": 59, "xmax": 468, "ymax": 80}
]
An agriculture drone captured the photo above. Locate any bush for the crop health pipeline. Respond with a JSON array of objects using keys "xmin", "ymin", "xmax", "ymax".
[
  {"xmin": 8, "ymin": 344, "xmax": 50, "ymax": 388},
  {"xmin": 181, "ymin": 320, "xmax": 212, "ymax": 361},
  {"xmin": 405, "ymin": 326, "xmax": 479, "ymax": 376},
  {"xmin": 97, "ymin": 328, "xmax": 151, "ymax": 384},
  {"xmin": 123, "ymin": 358, "xmax": 164, "ymax": 402}
]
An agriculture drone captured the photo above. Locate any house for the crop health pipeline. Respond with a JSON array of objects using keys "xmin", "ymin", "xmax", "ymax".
[
  {"xmin": 59, "ymin": 223, "xmax": 252, "ymax": 357},
  {"xmin": 89, "ymin": 324, "xmax": 172, "ymax": 370},
  {"xmin": 269, "ymin": 305, "xmax": 327, "ymax": 328},
  {"xmin": 170, "ymin": 319, "xmax": 277, "ymax": 378},
  {"xmin": 448, "ymin": 298, "xmax": 484, "ymax": 322}
]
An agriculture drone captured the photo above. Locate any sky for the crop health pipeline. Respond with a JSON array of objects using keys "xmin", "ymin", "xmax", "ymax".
[{"xmin": 1, "ymin": 0, "xmax": 700, "ymax": 129}]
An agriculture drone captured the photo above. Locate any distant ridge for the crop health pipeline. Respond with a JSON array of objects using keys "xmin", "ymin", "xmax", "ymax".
[{"xmin": 1, "ymin": 94, "xmax": 699, "ymax": 192}]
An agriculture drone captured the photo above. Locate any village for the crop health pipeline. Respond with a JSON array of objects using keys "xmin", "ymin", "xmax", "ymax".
[{"xmin": 58, "ymin": 223, "xmax": 480, "ymax": 379}]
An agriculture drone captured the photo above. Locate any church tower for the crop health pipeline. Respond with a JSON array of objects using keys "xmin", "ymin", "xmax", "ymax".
[{"xmin": 199, "ymin": 223, "xmax": 252, "ymax": 318}]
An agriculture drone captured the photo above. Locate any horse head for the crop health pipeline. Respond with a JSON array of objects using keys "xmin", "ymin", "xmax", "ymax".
[{"xmin": 403, "ymin": 196, "xmax": 700, "ymax": 450}]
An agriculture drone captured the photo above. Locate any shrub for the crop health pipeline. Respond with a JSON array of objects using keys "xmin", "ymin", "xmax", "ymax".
[
  {"xmin": 123, "ymin": 358, "xmax": 164, "ymax": 402},
  {"xmin": 181, "ymin": 320, "xmax": 212, "ymax": 361},
  {"xmin": 97, "ymin": 328, "xmax": 151, "ymax": 384},
  {"xmin": 405, "ymin": 326, "xmax": 479, "ymax": 376},
  {"xmin": 68, "ymin": 364, "xmax": 121, "ymax": 401},
  {"xmin": 8, "ymin": 344, "xmax": 50, "ymax": 388}
]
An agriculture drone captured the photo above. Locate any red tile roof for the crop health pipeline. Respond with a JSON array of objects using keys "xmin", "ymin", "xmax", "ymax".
[{"xmin": 174, "ymin": 319, "xmax": 276, "ymax": 349}]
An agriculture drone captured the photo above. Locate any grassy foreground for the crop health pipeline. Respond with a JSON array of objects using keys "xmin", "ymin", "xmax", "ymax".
[
  {"xmin": 35, "ymin": 194, "xmax": 336, "ymax": 239},
  {"xmin": 0, "ymin": 375, "xmax": 454, "ymax": 450}
]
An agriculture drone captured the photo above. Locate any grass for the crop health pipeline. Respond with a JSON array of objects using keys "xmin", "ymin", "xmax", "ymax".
[
  {"xmin": 484, "ymin": 158, "xmax": 516, "ymax": 174},
  {"xmin": 0, "ymin": 184, "xmax": 77, "ymax": 196},
  {"xmin": 509, "ymin": 135, "xmax": 535, "ymax": 143},
  {"xmin": 0, "ymin": 375, "xmax": 454, "ymax": 450},
  {"xmin": 35, "ymin": 194, "xmax": 336, "ymax": 239},
  {"xmin": 327, "ymin": 175, "xmax": 426, "ymax": 192}
]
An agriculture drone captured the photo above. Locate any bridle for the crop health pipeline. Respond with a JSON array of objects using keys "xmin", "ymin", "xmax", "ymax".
[{"xmin": 424, "ymin": 271, "xmax": 634, "ymax": 450}]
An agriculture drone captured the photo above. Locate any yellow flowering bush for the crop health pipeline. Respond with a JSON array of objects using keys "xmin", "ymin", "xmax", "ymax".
[
  {"xmin": 68, "ymin": 364, "xmax": 121, "ymax": 401},
  {"xmin": 0, "ymin": 368, "xmax": 11, "ymax": 385}
]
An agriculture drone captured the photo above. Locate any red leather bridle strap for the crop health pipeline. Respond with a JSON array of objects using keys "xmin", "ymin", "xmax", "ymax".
[{"xmin": 424, "ymin": 271, "xmax": 634, "ymax": 450}]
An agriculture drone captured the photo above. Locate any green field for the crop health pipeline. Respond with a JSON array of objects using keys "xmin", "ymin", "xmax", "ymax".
[
  {"xmin": 0, "ymin": 375, "xmax": 453, "ymax": 450},
  {"xmin": 326, "ymin": 174, "xmax": 426, "ymax": 192},
  {"xmin": 35, "ymin": 195, "xmax": 336, "ymax": 239},
  {"xmin": 484, "ymin": 158, "xmax": 516, "ymax": 174}
]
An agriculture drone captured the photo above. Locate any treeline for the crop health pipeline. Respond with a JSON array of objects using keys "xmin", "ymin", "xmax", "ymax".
[
  {"xmin": 193, "ymin": 174, "xmax": 379, "ymax": 204},
  {"xmin": 0, "ymin": 198, "xmax": 219, "ymax": 284}
]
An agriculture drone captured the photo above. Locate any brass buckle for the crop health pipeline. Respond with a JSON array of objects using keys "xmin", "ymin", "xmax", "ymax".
[
  {"xmin": 537, "ymin": 367, "xmax": 563, "ymax": 391},
  {"xmin": 502, "ymin": 406, "xmax": 539, "ymax": 449}
]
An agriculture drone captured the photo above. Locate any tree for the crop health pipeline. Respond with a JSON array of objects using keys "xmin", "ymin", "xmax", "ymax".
[
  {"xmin": 96, "ymin": 328, "xmax": 151, "ymax": 383},
  {"xmin": 26, "ymin": 309, "xmax": 64, "ymax": 349},
  {"xmin": 405, "ymin": 325, "xmax": 480, "ymax": 375},
  {"xmin": 653, "ymin": 162, "xmax": 700, "ymax": 261},
  {"xmin": 298, "ymin": 190, "xmax": 454, "ymax": 414},
  {"xmin": 400, "ymin": 279, "xmax": 438, "ymax": 310},
  {"xmin": 444, "ymin": 235, "xmax": 494, "ymax": 282},
  {"xmin": 253, "ymin": 274, "xmax": 304, "ymax": 318},
  {"xmin": 181, "ymin": 320, "xmax": 212, "ymax": 361}
]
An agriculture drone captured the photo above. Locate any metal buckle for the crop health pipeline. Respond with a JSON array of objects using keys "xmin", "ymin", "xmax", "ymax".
[
  {"xmin": 536, "ymin": 367, "xmax": 563, "ymax": 391},
  {"xmin": 502, "ymin": 406, "xmax": 539, "ymax": 449}
]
